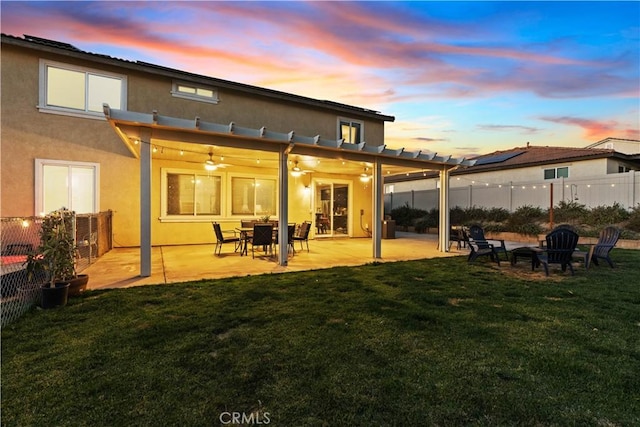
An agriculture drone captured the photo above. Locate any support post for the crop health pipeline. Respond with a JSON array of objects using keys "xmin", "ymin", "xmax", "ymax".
[
  {"xmin": 277, "ymin": 147, "xmax": 288, "ymax": 266},
  {"xmin": 140, "ymin": 128, "xmax": 152, "ymax": 277},
  {"xmin": 372, "ymin": 159, "xmax": 382, "ymax": 259},
  {"xmin": 438, "ymin": 167, "xmax": 450, "ymax": 252}
]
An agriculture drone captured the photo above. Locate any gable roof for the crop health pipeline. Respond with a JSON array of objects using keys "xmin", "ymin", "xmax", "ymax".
[
  {"xmin": 385, "ymin": 144, "xmax": 640, "ymax": 182},
  {"xmin": 1, "ymin": 33, "xmax": 395, "ymax": 123}
]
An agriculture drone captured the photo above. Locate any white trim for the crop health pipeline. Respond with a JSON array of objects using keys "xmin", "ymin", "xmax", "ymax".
[
  {"xmin": 34, "ymin": 158, "xmax": 100, "ymax": 215},
  {"xmin": 38, "ymin": 59, "xmax": 127, "ymax": 119}
]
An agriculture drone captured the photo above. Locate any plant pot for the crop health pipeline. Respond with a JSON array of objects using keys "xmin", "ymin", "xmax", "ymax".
[
  {"xmin": 40, "ymin": 282, "xmax": 70, "ymax": 309},
  {"xmin": 68, "ymin": 274, "xmax": 89, "ymax": 297}
]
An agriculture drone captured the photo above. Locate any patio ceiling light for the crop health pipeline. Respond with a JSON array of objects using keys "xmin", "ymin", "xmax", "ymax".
[
  {"xmin": 360, "ymin": 167, "xmax": 371, "ymax": 183},
  {"xmin": 204, "ymin": 152, "xmax": 217, "ymax": 171},
  {"xmin": 290, "ymin": 160, "xmax": 304, "ymax": 177}
]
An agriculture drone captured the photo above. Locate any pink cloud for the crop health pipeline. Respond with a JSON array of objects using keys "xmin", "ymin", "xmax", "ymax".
[{"xmin": 539, "ymin": 116, "xmax": 638, "ymax": 140}]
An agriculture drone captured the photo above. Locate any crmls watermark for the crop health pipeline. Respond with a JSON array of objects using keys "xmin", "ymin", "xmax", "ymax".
[{"xmin": 219, "ymin": 411, "xmax": 271, "ymax": 425}]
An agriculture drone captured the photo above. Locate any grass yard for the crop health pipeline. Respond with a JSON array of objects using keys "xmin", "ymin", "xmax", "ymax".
[{"xmin": 2, "ymin": 249, "xmax": 639, "ymax": 426}]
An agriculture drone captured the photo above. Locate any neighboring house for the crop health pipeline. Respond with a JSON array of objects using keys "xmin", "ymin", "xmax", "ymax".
[
  {"xmin": 385, "ymin": 142, "xmax": 640, "ymax": 213},
  {"xmin": 1, "ymin": 34, "xmax": 472, "ymax": 271},
  {"xmin": 585, "ymin": 137, "xmax": 640, "ymax": 155}
]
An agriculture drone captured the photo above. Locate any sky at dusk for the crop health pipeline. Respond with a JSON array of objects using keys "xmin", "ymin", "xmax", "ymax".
[{"xmin": 1, "ymin": 1, "xmax": 639, "ymax": 158}]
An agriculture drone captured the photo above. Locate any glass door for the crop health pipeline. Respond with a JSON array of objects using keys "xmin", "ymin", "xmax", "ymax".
[{"xmin": 314, "ymin": 180, "xmax": 350, "ymax": 237}]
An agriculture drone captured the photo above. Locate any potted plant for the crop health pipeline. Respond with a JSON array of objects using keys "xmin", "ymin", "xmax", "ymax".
[
  {"xmin": 25, "ymin": 208, "xmax": 88, "ymax": 308},
  {"xmin": 260, "ymin": 215, "xmax": 271, "ymax": 223}
]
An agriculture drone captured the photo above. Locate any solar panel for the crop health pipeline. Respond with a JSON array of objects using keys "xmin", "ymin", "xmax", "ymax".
[{"xmin": 473, "ymin": 150, "xmax": 525, "ymax": 166}]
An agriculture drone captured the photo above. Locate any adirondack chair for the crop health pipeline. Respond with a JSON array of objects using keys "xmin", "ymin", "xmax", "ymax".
[
  {"xmin": 537, "ymin": 227, "xmax": 579, "ymax": 276},
  {"xmin": 463, "ymin": 228, "xmax": 501, "ymax": 265},
  {"xmin": 590, "ymin": 226, "xmax": 621, "ymax": 267},
  {"xmin": 468, "ymin": 225, "xmax": 508, "ymax": 261}
]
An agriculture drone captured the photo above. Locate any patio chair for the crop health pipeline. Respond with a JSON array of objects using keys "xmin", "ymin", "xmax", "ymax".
[
  {"xmin": 575, "ymin": 226, "xmax": 620, "ymax": 268},
  {"xmin": 212, "ymin": 222, "xmax": 240, "ymax": 256},
  {"xmin": 463, "ymin": 230, "xmax": 501, "ymax": 265},
  {"xmin": 468, "ymin": 224, "xmax": 508, "ymax": 260},
  {"xmin": 292, "ymin": 221, "xmax": 311, "ymax": 252},
  {"xmin": 537, "ymin": 227, "xmax": 579, "ymax": 276},
  {"xmin": 274, "ymin": 223, "xmax": 296, "ymax": 256},
  {"xmin": 249, "ymin": 223, "xmax": 274, "ymax": 258}
]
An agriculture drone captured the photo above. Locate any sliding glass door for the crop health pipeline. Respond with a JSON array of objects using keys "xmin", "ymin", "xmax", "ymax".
[{"xmin": 313, "ymin": 180, "xmax": 350, "ymax": 237}]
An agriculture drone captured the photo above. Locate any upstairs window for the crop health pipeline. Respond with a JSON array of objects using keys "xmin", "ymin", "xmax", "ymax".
[
  {"xmin": 338, "ymin": 118, "xmax": 363, "ymax": 143},
  {"xmin": 171, "ymin": 81, "xmax": 219, "ymax": 104},
  {"xmin": 543, "ymin": 166, "xmax": 569, "ymax": 180},
  {"xmin": 39, "ymin": 60, "xmax": 126, "ymax": 118}
]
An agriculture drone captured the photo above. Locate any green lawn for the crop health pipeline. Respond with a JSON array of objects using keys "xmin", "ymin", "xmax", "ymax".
[{"xmin": 2, "ymin": 250, "xmax": 639, "ymax": 426}]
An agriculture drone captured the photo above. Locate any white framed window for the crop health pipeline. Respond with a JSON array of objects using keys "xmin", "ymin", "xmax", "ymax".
[
  {"xmin": 543, "ymin": 166, "xmax": 569, "ymax": 180},
  {"xmin": 160, "ymin": 168, "xmax": 223, "ymax": 221},
  {"xmin": 38, "ymin": 59, "xmax": 127, "ymax": 119},
  {"xmin": 171, "ymin": 81, "xmax": 219, "ymax": 104},
  {"xmin": 229, "ymin": 175, "xmax": 277, "ymax": 217},
  {"xmin": 618, "ymin": 165, "xmax": 631, "ymax": 173},
  {"xmin": 35, "ymin": 159, "xmax": 100, "ymax": 215},
  {"xmin": 338, "ymin": 118, "xmax": 364, "ymax": 143}
]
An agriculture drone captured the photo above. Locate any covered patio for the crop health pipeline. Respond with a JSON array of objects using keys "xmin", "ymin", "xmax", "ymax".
[
  {"xmin": 83, "ymin": 232, "xmax": 468, "ymax": 290},
  {"xmin": 103, "ymin": 106, "xmax": 476, "ymax": 278}
]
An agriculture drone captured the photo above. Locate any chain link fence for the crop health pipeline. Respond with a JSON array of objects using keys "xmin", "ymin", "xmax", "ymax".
[{"xmin": 1, "ymin": 211, "xmax": 112, "ymax": 328}]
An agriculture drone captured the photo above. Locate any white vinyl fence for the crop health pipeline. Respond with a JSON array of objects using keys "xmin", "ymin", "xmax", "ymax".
[{"xmin": 385, "ymin": 171, "xmax": 639, "ymax": 213}]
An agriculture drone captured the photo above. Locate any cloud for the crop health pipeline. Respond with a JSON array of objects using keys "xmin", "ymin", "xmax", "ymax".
[
  {"xmin": 477, "ymin": 125, "xmax": 541, "ymax": 134},
  {"xmin": 414, "ymin": 137, "xmax": 449, "ymax": 142},
  {"xmin": 3, "ymin": 1, "xmax": 636, "ymax": 105},
  {"xmin": 538, "ymin": 116, "xmax": 638, "ymax": 140}
]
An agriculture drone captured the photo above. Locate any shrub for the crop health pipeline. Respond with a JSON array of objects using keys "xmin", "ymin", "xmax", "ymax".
[
  {"xmin": 625, "ymin": 204, "xmax": 640, "ymax": 232},
  {"xmin": 511, "ymin": 222, "xmax": 544, "ymax": 236},
  {"xmin": 463, "ymin": 206, "xmax": 488, "ymax": 222},
  {"xmin": 586, "ymin": 203, "xmax": 630, "ymax": 227},
  {"xmin": 389, "ymin": 203, "xmax": 427, "ymax": 227},
  {"xmin": 553, "ymin": 200, "xmax": 588, "ymax": 223},
  {"xmin": 507, "ymin": 205, "xmax": 546, "ymax": 230},
  {"xmin": 482, "ymin": 223, "xmax": 508, "ymax": 233},
  {"xmin": 487, "ymin": 207, "xmax": 511, "ymax": 222},
  {"xmin": 450, "ymin": 206, "xmax": 466, "ymax": 225}
]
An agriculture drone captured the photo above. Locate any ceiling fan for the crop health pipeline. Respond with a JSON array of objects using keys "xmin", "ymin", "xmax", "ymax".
[
  {"xmin": 203, "ymin": 151, "xmax": 230, "ymax": 171},
  {"xmin": 290, "ymin": 159, "xmax": 313, "ymax": 177}
]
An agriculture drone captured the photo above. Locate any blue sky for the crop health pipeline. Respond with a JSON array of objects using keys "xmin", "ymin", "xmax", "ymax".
[{"xmin": 2, "ymin": 1, "xmax": 638, "ymax": 157}]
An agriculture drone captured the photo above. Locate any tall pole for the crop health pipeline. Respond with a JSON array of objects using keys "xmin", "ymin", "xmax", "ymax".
[{"xmin": 549, "ymin": 182, "xmax": 554, "ymax": 230}]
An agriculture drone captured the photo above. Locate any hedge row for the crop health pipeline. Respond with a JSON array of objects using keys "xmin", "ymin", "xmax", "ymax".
[{"xmin": 389, "ymin": 202, "xmax": 640, "ymax": 239}]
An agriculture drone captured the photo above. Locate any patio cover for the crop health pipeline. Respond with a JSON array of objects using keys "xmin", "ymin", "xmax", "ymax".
[{"xmin": 103, "ymin": 105, "xmax": 476, "ymax": 276}]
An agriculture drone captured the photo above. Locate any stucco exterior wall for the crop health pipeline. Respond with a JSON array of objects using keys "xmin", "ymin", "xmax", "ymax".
[
  {"xmin": 1, "ymin": 46, "xmax": 141, "ymax": 247},
  {"xmin": 2, "ymin": 41, "xmax": 382, "ymax": 247}
]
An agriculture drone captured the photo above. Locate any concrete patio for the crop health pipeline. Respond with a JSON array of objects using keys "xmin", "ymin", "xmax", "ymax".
[{"xmin": 83, "ymin": 232, "xmax": 483, "ymax": 290}]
